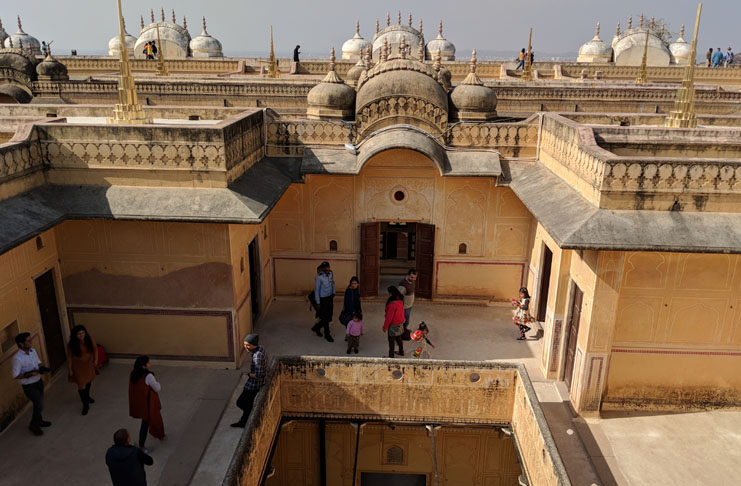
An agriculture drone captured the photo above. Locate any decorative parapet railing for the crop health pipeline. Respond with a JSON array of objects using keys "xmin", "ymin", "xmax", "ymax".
[
  {"xmin": 538, "ymin": 114, "xmax": 741, "ymax": 209},
  {"xmin": 0, "ymin": 67, "xmax": 33, "ymax": 88},
  {"xmin": 0, "ymin": 129, "xmax": 44, "ymax": 184},
  {"xmin": 225, "ymin": 357, "xmax": 569, "ymax": 486},
  {"xmin": 266, "ymin": 117, "xmax": 351, "ymax": 156},
  {"xmin": 448, "ymin": 119, "xmax": 539, "ymax": 149},
  {"xmin": 223, "ymin": 111, "xmax": 265, "ymax": 183},
  {"xmin": 489, "ymin": 85, "xmax": 741, "ymax": 103},
  {"xmin": 559, "ymin": 64, "xmax": 741, "ymax": 84}
]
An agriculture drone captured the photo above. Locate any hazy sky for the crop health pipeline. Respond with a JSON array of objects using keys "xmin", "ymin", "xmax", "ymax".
[{"xmin": 1, "ymin": 0, "xmax": 737, "ymax": 58}]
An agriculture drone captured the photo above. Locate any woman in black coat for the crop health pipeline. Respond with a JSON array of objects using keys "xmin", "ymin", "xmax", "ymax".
[{"xmin": 342, "ymin": 276, "xmax": 362, "ymax": 328}]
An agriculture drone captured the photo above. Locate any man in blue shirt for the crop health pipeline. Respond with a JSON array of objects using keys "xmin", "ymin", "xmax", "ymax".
[
  {"xmin": 712, "ymin": 47, "xmax": 723, "ymax": 68},
  {"xmin": 231, "ymin": 334, "xmax": 268, "ymax": 428},
  {"xmin": 311, "ymin": 261, "xmax": 336, "ymax": 342}
]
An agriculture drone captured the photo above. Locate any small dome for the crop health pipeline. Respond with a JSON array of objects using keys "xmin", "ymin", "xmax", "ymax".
[
  {"xmin": 356, "ymin": 37, "xmax": 449, "ymax": 135},
  {"xmin": 669, "ymin": 25, "xmax": 690, "ymax": 65},
  {"xmin": 449, "ymin": 50, "xmax": 497, "ymax": 121},
  {"xmin": 3, "ymin": 17, "xmax": 41, "ymax": 56},
  {"xmin": 0, "ymin": 18, "xmax": 9, "ymax": 44},
  {"xmin": 342, "ymin": 20, "xmax": 372, "ymax": 60},
  {"xmin": 190, "ymin": 18, "xmax": 223, "ymax": 57},
  {"xmin": 0, "ymin": 46, "xmax": 38, "ymax": 80},
  {"xmin": 36, "ymin": 53, "xmax": 68, "ymax": 81},
  {"xmin": 108, "ymin": 19, "xmax": 137, "ymax": 57},
  {"xmin": 134, "ymin": 9, "xmax": 190, "ymax": 59},
  {"xmin": 577, "ymin": 23, "xmax": 613, "ymax": 63},
  {"xmin": 425, "ymin": 21, "xmax": 455, "ymax": 61},
  {"xmin": 346, "ymin": 49, "xmax": 368, "ymax": 86},
  {"xmin": 307, "ymin": 48, "xmax": 356, "ymax": 120}
]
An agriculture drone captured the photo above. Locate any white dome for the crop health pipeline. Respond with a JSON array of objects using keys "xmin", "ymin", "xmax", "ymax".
[
  {"xmin": 577, "ymin": 23, "xmax": 612, "ymax": 62},
  {"xmin": 108, "ymin": 27, "xmax": 137, "ymax": 57},
  {"xmin": 3, "ymin": 17, "xmax": 41, "ymax": 56},
  {"xmin": 372, "ymin": 14, "xmax": 424, "ymax": 60},
  {"xmin": 425, "ymin": 21, "xmax": 455, "ymax": 61},
  {"xmin": 341, "ymin": 21, "xmax": 371, "ymax": 60},
  {"xmin": 0, "ymin": 18, "xmax": 8, "ymax": 44},
  {"xmin": 190, "ymin": 18, "xmax": 223, "ymax": 57},
  {"xmin": 669, "ymin": 26, "xmax": 690, "ymax": 65},
  {"xmin": 134, "ymin": 19, "xmax": 190, "ymax": 59}
]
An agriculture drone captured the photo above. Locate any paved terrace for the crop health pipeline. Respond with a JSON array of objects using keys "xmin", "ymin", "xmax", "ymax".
[{"xmin": 1, "ymin": 299, "xmax": 739, "ymax": 485}]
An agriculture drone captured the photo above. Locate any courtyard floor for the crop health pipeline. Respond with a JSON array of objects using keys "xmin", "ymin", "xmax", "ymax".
[{"xmin": 1, "ymin": 297, "xmax": 740, "ymax": 485}]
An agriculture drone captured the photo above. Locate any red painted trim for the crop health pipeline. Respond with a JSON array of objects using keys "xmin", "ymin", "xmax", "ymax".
[
  {"xmin": 612, "ymin": 347, "xmax": 741, "ymax": 357},
  {"xmin": 434, "ymin": 260, "xmax": 526, "ymax": 294},
  {"xmin": 586, "ymin": 356, "xmax": 604, "ymax": 390},
  {"xmin": 67, "ymin": 307, "xmax": 234, "ymax": 362}
]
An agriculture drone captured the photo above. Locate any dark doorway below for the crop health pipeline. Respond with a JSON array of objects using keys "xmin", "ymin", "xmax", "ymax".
[
  {"xmin": 248, "ymin": 237, "xmax": 261, "ymax": 320},
  {"xmin": 361, "ymin": 472, "xmax": 427, "ymax": 486},
  {"xmin": 34, "ymin": 269, "xmax": 66, "ymax": 373}
]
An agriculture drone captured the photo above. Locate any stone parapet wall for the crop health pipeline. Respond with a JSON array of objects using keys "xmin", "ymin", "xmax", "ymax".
[
  {"xmin": 0, "ymin": 123, "xmax": 45, "ymax": 200},
  {"xmin": 266, "ymin": 117, "xmax": 351, "ymax": 157},
  {"xmin": 559, "ymin": 64, "xmax": 741, "ymax": 86}
]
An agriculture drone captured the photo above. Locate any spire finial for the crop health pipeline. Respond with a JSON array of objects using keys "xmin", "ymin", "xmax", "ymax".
[
  {"xmin": 399, "ymin": 36, "xmax": 407, "ymax": 58},
  {"xmin": 17, "ymin": 15, "xmax": 22, "ymax": 32},
  {"xmin": 680, "ymin": 24, "xmax": 685, "ymax": 39},
  {"xmin": 183, "ymin": 16, "xmax": 187, "ymax": 30},
  {"xmin": 628, "ymin": 16, "xmax": 632, "ymax": 29},
  {"xmin": 386, "ymin": 12, "xmax": 390, "ymax": 27},
  {"xmin": 8, "ymin": 37, "xmax": 13, "ymax": 48},
  {"xmin": 660, "ymin": 21, "xmax": 664, "ymax": 37},
  {"xmin": 616, "ymin": 21, "xmax": 620, "ymax": 36},
  {"xmin": 150, "ymin": 9, "xmax": 155, "ymax": 23},
  {"xmin": 329, "ymin": 47, "xmax": 336, "ymax": 71},
  {"xmin": 434, "ymin": 48, "xmax": 441, "ymax": 72},
  {"xmin": 172, "ymin": 9, "xmax": 176, "ymax": 24},
  {"xmin": 418, "ymin": 37, "xmax": 424, "ymax": 60},
  {"xmin": 123, "ymin": 17, "xmax": 128, "ymax": 32},
  {"xmin": 438, "ymin": 20, "xmax": 443, "ymax": 38},
  {"xmin": 470, "ymin": 48, "xmax": 477, "ymax": 73},
  {"xmin": 0, "ymin": 18, "xmax": 4, "ymax": 30},
  {"xmin": 161, "ymin": 8, "xmax": 165, "ymax": 22},
  {"xmin": 355, "ymin": 19, "xmax": 360, "ymax": 35},
  {"xmin": 140, "ymin": 15, "xmax": 145, "ymax": 30},
  {"xmin": 375, "ymin": 18, "xmax": 379, "ymax": 33},
  {"xmin": 202, "ymin": 17, "xmax": 207, "ymax": 34},
  {"xmin": 461, "ymin": 48, "xmax": 484, "ymax": 86},
  {"xmin": 364, "ymin": 47, "xmax": 371, "ymax": 70},
  {"xmin": 18, "ymin": 38, "xmax": 23, "ymax": 51},
  {"xmin": 665, "ymin": 3, "xmax": 702, "ymax": 128},
  {"xmin": 397, "ymin": 11, "xmax": 401, "ymax": 25},
  {"xmin": 639, "ymin": 14, "xmax": 644, "ymax": 28},
  {"xmin": 596, "ymin": 21, "xmax": 600, "ymax": 38},
  {"xmin": 419, "ymin": 18, "xmax": 423, "ymax": 34},
  {"xmin": 408, "ymin": 13, "xmax": 412, "ymax": 27},
  {"xmin": 650, "ymin": 16, "xmax": 655, "ymax": 30}
]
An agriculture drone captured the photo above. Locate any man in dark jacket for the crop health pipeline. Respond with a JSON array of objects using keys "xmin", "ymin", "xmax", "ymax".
[{"xmin": 105, "ymin": 428, "xmax": 153, "ymax": 486}]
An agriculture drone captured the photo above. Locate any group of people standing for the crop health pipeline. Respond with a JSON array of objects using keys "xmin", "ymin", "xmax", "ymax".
[
  {"xmin": 308, "ymin": 263, "xmax": 434, "ymax": 358},
  {"xmin": 12, "ymin": 326, "xmax": 164, "ymax": 484},
  {"xmin": 142, "ymin": 40, "xmax": 158, "ymax": 60},
  {"xmin": 707, "ymin": 47, "xmax": 735, "ymax": 68}
]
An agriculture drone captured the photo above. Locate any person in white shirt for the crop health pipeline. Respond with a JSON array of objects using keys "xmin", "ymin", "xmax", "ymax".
[{"xmin": 12, "ymin": 332, "xmax": 51, "ymax": 436}]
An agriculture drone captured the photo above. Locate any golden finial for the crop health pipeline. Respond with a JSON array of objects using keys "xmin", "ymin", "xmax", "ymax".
[
  {"xmin": 109, "ymin": 0, "xmax": 152, "ymax": 125},
  {"xmin": 666, "ymin": 3, "xmax": 702, "ymax": 128},
  {"xmin": 521, "ymin": 27, "xmax": 533, "ymax": 82},
  {"xmin": 155, "ymin": 22, "xmax": 169, "ymax": 76},
  {"xmin": 160, "ymin": 8, "xmax": 165, "ymax": 22},
  {"xmin": 628, "ymin": 16, "xmax": 632, "ymax": 29},
  {"xmin": 408, "ymin": 13, "xmax": 412, "ymax": 27},
  {"xmin": 616, "ymin": 21, "xmax": 620, "ymax": 36},
  {"xmin": 140, "ymin": 15, "xmax": 145, "ymax": 30},
  {"xmin": 267, "ymin": 25, "xmax": 279, "ymax": 78},
  {"xmin": 470, "ymin": 49, "xmax": 477, "ymax": 73},
  {"xmin": 418, "ymin": 37, "xmax": 424, "ymax": 60},
  {"xmin": 635, "ymin": 28, "xmax": 649, "ymax": 83},
  {"xmin": 172, "ymin": 9, "xmax": 176, "ymax": 24},
  {"xmin": 397, "ymin": 11, "xmax": 401, "ymax": 25},
  {"xmin": 386, "ymin": 12, "xmax": 390, "ymax": 27}
]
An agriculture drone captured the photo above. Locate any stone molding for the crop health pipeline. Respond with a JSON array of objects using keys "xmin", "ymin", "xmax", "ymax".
[
  {"xmin": 356, "ymin": 95, "xmax": 448, "ymax": 136},
  {"xmin": 0, "ymin": 67, "xmax": 32, "ymax": 89}
]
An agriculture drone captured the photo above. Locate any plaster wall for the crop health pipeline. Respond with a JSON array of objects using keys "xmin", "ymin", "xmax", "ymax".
[
  {"xmin": 604, "ymin": 251, "xmax": 741, "ymax": 409},
  {"xmin": 0, "ymin": 229, "xmax": 66, "ymax": 430},
  {"xmin": 269, "ymin": 149, "xmax": 532, "ymax": 300},
  {"xmin": 55, "ymin": 219, "xmax": 237, "ymax": 364},
  {"xmin": 266, "ymin": 421, "xmax": 522, "ymax": 486}
]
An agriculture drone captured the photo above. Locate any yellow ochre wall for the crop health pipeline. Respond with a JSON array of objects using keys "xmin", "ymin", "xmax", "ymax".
[
  {"xmin": 0, "ymin": 229, "xmax": 66, "ymax": 429},
  {"xmin": 56, "ymin": 220, "xmax": 240, "ymax": 365},
  {"xmin": 604, "ymin": 251, "xmax": 741, "ymax": 409},
  {"xmin": 265, "ymin": 421, "xmax": 522, "ymax": 486},
  {"xmin": 269, "ymin": 149, "xmax": 533, "ymax": 300}
]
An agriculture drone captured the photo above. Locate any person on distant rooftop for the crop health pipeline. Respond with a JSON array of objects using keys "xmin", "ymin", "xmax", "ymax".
[
  {"xmin": 706, "ymin": 47, "xmax": 713, "ymax": 67},
  {"xmin": 712, "ymin": 47, "xmax": 723, "ymax": 68},
  {"xmin": 293, "ymin": 45, "xmax": 301, "ymax": 63},
  {"xmin": 725, "ymin": 47, "xmax": 734, "ymax": 67},
  {"xmin": 516, "ymin": 48, "xmax": 526, "ymax": 70}
]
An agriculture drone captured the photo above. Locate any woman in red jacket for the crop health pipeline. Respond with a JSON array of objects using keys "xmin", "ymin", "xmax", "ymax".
[
  {"xmin": 383, "ymin": 286, "xmax": 406, "ymax": 358},
  {"xmin": 129, "ymin": 356, "xmax": 165, "ymax": 453}
]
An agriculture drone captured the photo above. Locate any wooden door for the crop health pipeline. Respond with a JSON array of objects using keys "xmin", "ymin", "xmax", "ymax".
[
  {"xmin": 360, "ymin": 223, "xmax": 380, "ymax": 297},
  {"xmin": 415, "ymin": 223, "xmax": 435, "ymax": 299},
  {"xmin": 34, "ymin": 270, "xmax": 66, "ymax": 373},
  {"xmin": 537, "ymin": 245, "xmax": 553, "ymax": 322},
  {"xmin": 564, "ymin": 284, "xmax": 583, "ymax": 390}
]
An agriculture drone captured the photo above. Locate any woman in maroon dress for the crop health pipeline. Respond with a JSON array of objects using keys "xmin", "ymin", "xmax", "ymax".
[
  {"xmin": 129, "ymin": 356, "xmax": 165, "ymax": 452},
  {"xmin": 67, "ymin": 325, "xmax": 98, "ymax": 415}
]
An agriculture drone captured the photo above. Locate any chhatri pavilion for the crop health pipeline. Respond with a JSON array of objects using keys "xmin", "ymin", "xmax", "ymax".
[{"xmin": 1, "ymin": 4, "xmax": 741, "ymax": 485}]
